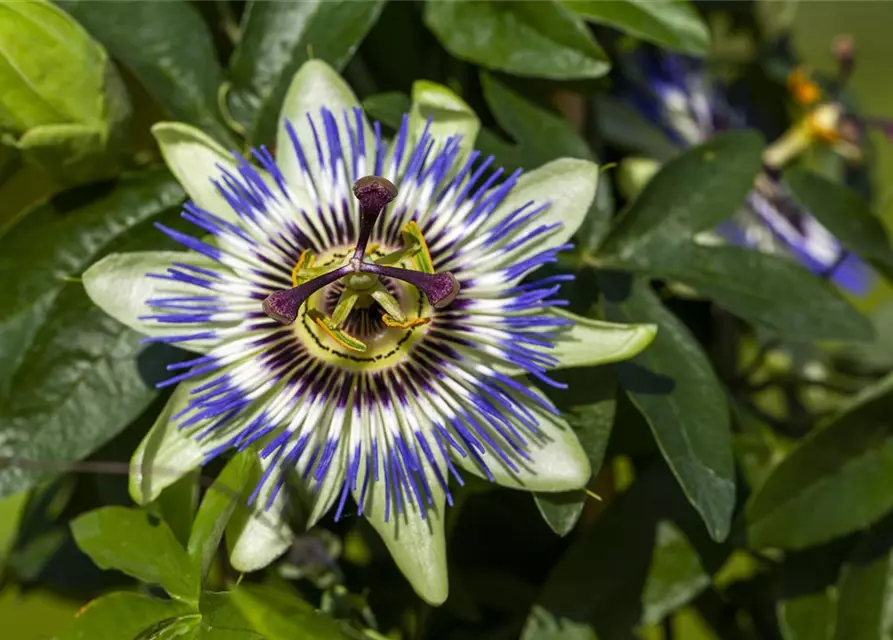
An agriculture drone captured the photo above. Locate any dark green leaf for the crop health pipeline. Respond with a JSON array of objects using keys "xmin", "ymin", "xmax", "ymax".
[
  {"xmin": 535, "ymin": 368, "xmax": 617, "ymax": 536},
  {"xmin": 480, "ymin": 71, "xmax": 593, "ymax": 170},
  {"xmin": 776, "ymin": 544, "xmax": 846, "ymax": 640},
  {"xmin": 155, "ymin": 471, "xmax": 199, "ymax": 548},
  {"xmin": 594, "ymin": 96, "xmax": 679, "ymax": 161},
  {"xmin": 424, "ymin": 0, "xmax": 609, "ymax": 80},
  {"xmin": 362, "ymin": 92, "xmax": 410, "ymax": 130},
  {"xmin": 623, "ymin": 245, "xmax": 875, "ymax": 343},
  {"xmin": 0, "ymin": 490, "xmax": 28, "ymax": 571},
  {"xmin": 564, "ymin": 0, "xmax": 710, "ymax": 54},
  {"xmin": 527, "ymin": 463, "xmax": 725, "ymax": 637},
  {"xmin": 0, "ymin": 170, "xmax": 182, "ymax": 391},
  {"xmin": 227, "ymin": 0, "xmax": 386, "ymax": 143},
  {"xmin": 229, "ymin": 583, "xmax": 350, "ymax": 639},
  {"xmin": 522, "ymin": 605, "xmax": 599, "ymax": 640},
  {"xmin": 200, "ymin": 592, "xmax": 264, "ymax": 640},
  {"xmin": 579, "ymin": 171, "xmax": 616, "ymax": 255},
  {"xmin": 639, "ymin": 521, "xmax": 711, "ymax": 625},
  {"xmin": 602, "ymin": 275, "xmax": 735, "ymax": 541},
  {"xmin": 71, "ymin": 506, "xmax": 200, "ymax": 604},
  {"xmin": 746, "ymin": 373, "xmax": 893, "ymax": 550},
  {"xmin": 535, "ymin": 491, "xmax": 587, "ymax": 538},
  {"xmin": 61, "ymin": 1, "xmax": 233, "ymax": 144},
  {"xmin": 599, "ymin": 131, "xmax": 764, "ymax": 258},
  {"xmin": 187, "ymin": 452, "xmax": 254, "ymax": 581},
  {"xmin": 61, "ymin": 593, "xmax": 196, "ymax": 640},
  {"xmin": 0, "ymin": 171, "xmax": 185, "ymax": 498},
  {"xmin": 779, "ymin": 590, "xmax": 836, "ymax": 640},
  {"xmin": 834, "ymin": 514, "xmax": 893, "ymax": 640},
  {"xmin": 786, "ymin": 168, "xmax": 893, "ymax": 273}
]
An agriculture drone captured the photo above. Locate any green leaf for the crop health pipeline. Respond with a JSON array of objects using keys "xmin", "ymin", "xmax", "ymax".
[
  {"xmin": 779, "ymin": 590, "xmax": 836, "ymax": 640},
  {"xmin": 786, "ymin": 168, "xmax": 893, "ymax": 274},
  {"xmin": 535, "ymin": 491, "xmax": 588, "ymax": 538},
  {"xmin": 362, "ymin": 92, "xmax": 410, "ymax": 130},
  {"xmin": 776, "ymin": 545, "xmax": 844, "ymax": 640},
  {"xmin": 746, "ymin": 373, "xmax": 893, "ymax": 550},
  {"xmin": 479, "ymin": 71, "xmax": 593, "ymax": 171},
  {"xmin": 602, "ymin": 275, "xmax": 735, "ymax": 542},
  {"xmin": 535, "ymin": 368, "xmax": 618, "ymax": 536},
  {"xmin": 61, "ymin": 593, "xmax": 197, "ymax": 640},
  {"xmin": 61, "ymin": 0, "xmax": 233, "ymax": 144},
  {"xmin": 424, "ymin": 0, "xmax": 610, "ymax": 80},
  {"xmin": 71, "ymin": 506, "xmax": 200, "ymax": 604},
  {"xmin": 593, "ymin": 95, "xmax": 679, "ymax": 161},
  {"xmin": 599, "ymin": 131, "xmax": 764, "ymax": 259},
  {"xmin": 0, "ymin": 1, "xmax": 131, "ymax": 184},
  {"xmin": 0, "ymin": 490, "xmax": 28, "ymax": 571},
  {"xmin": 229, "ymin": 583, "xmax": 350, "ymax": 639},
  {"xmin": 155, "ymin": 471, "xmax": 199, "ymax": 548},
  {"xmin": 639, "ymin": 521, "xmax": 711, "ymax": 625},
  {"xmin": 188, "ymin": 452, "xmax": 254, "ymax": 581},
  {"xmin": 834, "ymin": 514, "xmax": 893, "ymax": 640},
  {"xmin": 0, "ymin": 174, "xmax": 189, "ymax": 500},
  {"xmin": 0, "ymin": 169, "xmax": 183, "ymax": 393},
  {"xmin": 625, "ymin": 245, "xmax": 875, "ymax": 343},
  {"xmin": 200, "ymin": 591, "xmax": 264, "ymax": 640},
  {"xmin": 227, "ymin": 0, "xmax": 386, "ymax": 143},
  {"xmin": 564, "ymin": 0, "xmax": 710, "ymax": 55},
  {"xmin": 528, "ymin": 463, "xmax": 724, "ymax": 637},
  {"xmin": 522, "ymin": 605, "xmax": 599, "ymax": 640}
]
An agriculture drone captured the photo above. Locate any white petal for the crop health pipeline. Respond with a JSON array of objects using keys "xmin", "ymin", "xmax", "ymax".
[
  {"xmin": 83, "ymin": 251, "xmax": 221, "ymax": 353},
  {"xmin": 498, "ymin": 308, "xmax": 657, "ymax": 375},
  {"xmin": 227, "ymin": 453, "xmax": 295, "ymax": 572},
  {"xmin": 130, "ymin": 380, "xmax": 207, "ymax": 505},
  {"xmin": 301, "ymin": 438, "xmax": 348, "ymax": 529},
  {"xmin": 152, "ymin": 123, "xmax": 241, "ymax": 224},
  {"xmin": 454, "ymin": 383, "xmax": 591, "ymax": 492},
  {"xmin": 353, "ymin": 452, "xmax": 449, "ymax": 605},
  {"xmin": 441, "ymin": 158, "xmax": 599, "ymax": 282},
  {"xmin": 276, "ymin": 59, "xmax": 372, "ymax": 195},
  {"xmin": 408, "ymin": 80, "xmax": 480, "ymax": 155}
]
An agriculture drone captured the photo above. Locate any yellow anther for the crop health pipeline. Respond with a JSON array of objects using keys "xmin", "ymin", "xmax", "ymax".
[
  {"xmin": 787, "ymin": 67, "xmax": 821, "ymax": 106},
  {"xmin": 585, "ymin": 489, "xmax": 603, "ymax": 502},
  {"xmin": 365, "ymin": 243, "xmax": 380, "ymax": 256},
  {"xmin": 381, "ymin": 314, "xmax": 431, "ymax": 329},
  {"xmin": 309, "ymin": 309, "xmax": 367, "ymax": 352},
  {"xmin": 291, "ymin": 249, "xmax": 316, "ymax": 286}
]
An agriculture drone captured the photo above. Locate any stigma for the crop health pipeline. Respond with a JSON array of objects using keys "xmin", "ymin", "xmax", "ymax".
[{"xmin": 261, "ymin": 176, "xmax": 460, "ymax": 335}]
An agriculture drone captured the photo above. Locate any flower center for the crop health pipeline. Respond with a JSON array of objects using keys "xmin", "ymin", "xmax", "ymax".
[{"xmin": 262, "ymin": 176, "xmax": 460, "ymax": 360}]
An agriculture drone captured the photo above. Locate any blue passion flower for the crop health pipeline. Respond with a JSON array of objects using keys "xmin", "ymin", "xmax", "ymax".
[
  {"xmin": 615, "ymin": 44, "xmax": 875, "ymax": 295},
  {"xmin": 83, "ymin": 61, "xmax": 656, "ymax": 603}
]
